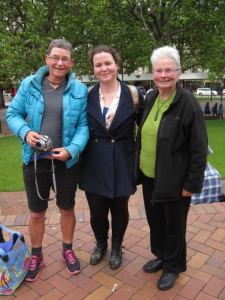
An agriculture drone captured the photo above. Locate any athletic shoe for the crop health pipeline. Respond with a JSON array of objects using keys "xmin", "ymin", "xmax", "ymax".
[
  {"xmin": 25, "ymin": 254, "xmax": 44, "ymax": 282},
  {"xmin": 62, "ymin": 249, "xmax": 81, "ymax": 275}
]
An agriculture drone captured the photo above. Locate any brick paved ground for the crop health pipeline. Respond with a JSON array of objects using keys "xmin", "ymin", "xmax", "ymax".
[{"xmin": 0, "ymin": 186, "xmax": 225, "ymax": 299}]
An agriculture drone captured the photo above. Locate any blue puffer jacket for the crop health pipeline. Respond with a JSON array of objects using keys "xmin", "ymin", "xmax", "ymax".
[{"xmin": 6, "ymin": 66, "xmax": 89, "ymax": 168}]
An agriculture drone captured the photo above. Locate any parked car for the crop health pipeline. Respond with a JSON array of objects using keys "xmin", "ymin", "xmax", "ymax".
[
  {"xmin": 222, "ymin": 89, "xmax": 225, "ymax": 95},
  {"xmin": 3, "ymin": 91, "xmax": 12, "ymax": 98},
  {"xmin": 196, "ymin": 88, "xmax": 218, "ymax": 96}
]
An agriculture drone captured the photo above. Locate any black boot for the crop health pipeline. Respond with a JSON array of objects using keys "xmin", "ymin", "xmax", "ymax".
[
  {"xmin": 109, "ymin": 245, "xmax": 123, "ymax": 270},
  {"xmin": 90, "ymin": 242, "xmax": 108, "ymax": 265}
]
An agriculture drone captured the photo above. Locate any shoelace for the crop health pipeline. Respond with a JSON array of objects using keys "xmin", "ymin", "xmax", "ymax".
[
  {"xmin": 65, "ymin": 250, "xmax": 76, "ymax": 264},
  {"xmin": 29, "ymin": 255, "xmax": 40, "ymax": 270}
]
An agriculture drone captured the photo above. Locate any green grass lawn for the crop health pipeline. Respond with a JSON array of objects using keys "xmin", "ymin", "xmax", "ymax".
[
  {"xmin": 196, "ymin": 97, "xmax": 224, "ymax": 101},
  {"xmin": 205, "ymin": 120, "xmax": 225, "ymax": 179},
  {"xmin": 0, "ymin": 119, "xmax": 225, "ymax": 192},
  {"xmin": 0, "ymin": 135, "xmax": 25, "ymax": 191}
]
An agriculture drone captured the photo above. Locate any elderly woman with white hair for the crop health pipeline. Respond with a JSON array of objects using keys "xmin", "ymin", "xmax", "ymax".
[{"xmin": 135, "ymin": 46, "xmax": 208, "ymax": 290}]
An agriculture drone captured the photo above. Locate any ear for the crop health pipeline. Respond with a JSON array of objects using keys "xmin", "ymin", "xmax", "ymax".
[
  {"xmin": 177, "ymin": 69, "xmax": 181, "ymax": 80},
  {"xmin": 70, "ymin": 59, "xmax": 74, "ymax": 67},
  {"xmin": 45, "ymin": 55, "xmax": 49, "ymax": 65}
]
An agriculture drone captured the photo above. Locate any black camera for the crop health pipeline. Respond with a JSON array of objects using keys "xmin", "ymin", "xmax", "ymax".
[{"xmin": 35, "ymin": 135, "xmax": 52, "ymax": 151}]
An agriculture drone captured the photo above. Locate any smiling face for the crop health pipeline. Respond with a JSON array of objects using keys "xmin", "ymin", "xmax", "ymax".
[
  {"xmin": 45, "ymin": 47, "xmax": 74, "ymax": 82},
  {"xmin": 153, "ymin": 58, "xmax": 181, "ymax": 93},
  {"xmin": 92, "ymin": 52, "xmax": 119, "ymax": 84}
]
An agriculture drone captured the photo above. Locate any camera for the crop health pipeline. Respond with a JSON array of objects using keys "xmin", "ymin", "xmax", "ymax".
[{"xmin": 35, "ymin": 135, "xmax": 52, "ymax": 151}]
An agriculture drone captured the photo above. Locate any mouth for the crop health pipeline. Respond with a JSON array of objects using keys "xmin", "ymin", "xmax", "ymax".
[{"xmin": 55, "ymin": 68, "xmax": 65, "ymax": 71}]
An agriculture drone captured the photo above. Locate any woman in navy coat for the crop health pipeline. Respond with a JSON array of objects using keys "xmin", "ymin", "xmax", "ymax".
[{"xmin": 79, "ymin": 45, "xmax": 143, "ymax": 269}]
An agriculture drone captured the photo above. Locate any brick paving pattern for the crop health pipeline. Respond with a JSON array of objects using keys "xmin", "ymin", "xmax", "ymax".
[{"xmin": 0, "ymin": 185, "xmax": 225, "ymax": 299}]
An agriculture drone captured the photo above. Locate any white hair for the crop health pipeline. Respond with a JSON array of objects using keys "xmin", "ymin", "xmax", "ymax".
[{"xmin": 151, "ymin": 46, "xmax": 181, "ymax": 70}]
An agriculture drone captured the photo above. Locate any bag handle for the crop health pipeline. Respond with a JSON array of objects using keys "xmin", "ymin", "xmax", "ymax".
[
  {"xmin": 0, "ymin": 223, "xmax": 22, "ymax": 238},
  {"xmin": 0, "ymin": 227, "xmax": 5, "ymax": 243}
]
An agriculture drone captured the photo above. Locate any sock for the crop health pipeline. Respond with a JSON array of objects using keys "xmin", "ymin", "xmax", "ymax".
[
  {"xmin": 63, "ymin": 242, "xmax": 72, "ymax": 252},
  {"xmin": 32, "ymin": 247, "xmax": 42, "ymax": 257}
]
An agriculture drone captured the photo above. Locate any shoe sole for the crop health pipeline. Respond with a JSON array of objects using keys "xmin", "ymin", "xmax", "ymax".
[
  {"xmin": 109, "ymin": 262, "xmax": 122, "ymax": 270},
  {"xmin": 66, "ymin": 266, "xmax": 81, "ymax": 275},
  {"xmin": 24, "ymin": 261, "xmax": 45, "ymax": 282}
]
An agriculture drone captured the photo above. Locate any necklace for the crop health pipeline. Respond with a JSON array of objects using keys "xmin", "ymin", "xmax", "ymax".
[
  {"xmin": 46, "ymin": 77, "xmax": 67, "ymax": 85},
  {"xmin": 154, "ymin": 98, "xmax": 169, "ymax": 121},
  {"xmin": 154, "ymin": 90, "xmax": 176, "ymax": 121}
]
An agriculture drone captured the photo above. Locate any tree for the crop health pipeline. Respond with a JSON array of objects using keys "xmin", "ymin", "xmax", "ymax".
[
  {"xmin": 108, "ymin": 0, "xmax": 225, "ymax": 72},
  {"xmin": 0, "ymin": 0, "xmax": 225, "ymax": 108}
]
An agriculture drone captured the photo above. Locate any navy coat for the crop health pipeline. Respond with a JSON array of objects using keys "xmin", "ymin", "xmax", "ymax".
[{"xmin": 79, "ymin": 81, "xmax": 144, "ymax": 198}]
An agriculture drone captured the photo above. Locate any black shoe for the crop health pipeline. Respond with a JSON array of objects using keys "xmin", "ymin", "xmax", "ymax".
[
  {"xmin": 90, "ymin": 245, "xmax": 107, "ymax": 265},
  {"xmin": 109, "ymin": 249, "xmax": 122, "ymax": 270},
  {"xmin": 157, "ymin": 271, "xmax": 178, "ymax": 290},
  {"xmin": 143, "ymin": 257, "xmax": 163, "ymax": 273}
]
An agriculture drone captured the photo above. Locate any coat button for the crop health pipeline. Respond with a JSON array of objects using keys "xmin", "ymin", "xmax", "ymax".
[
  {"xmin": 95, "ymin": 139, "xmax": 98, "ymax": 143},
  {"xmin": 111, "ymin": 139, "xmax": 115, "ymax": 143}
]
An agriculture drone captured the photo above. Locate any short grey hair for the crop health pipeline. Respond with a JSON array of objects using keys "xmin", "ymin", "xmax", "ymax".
[
  {"xmin": 151, "ymin": 46, "xmax": 181, "ymax": 70},
  {"xmin": 47, "ymin": 39, "xmax": 73, "ymax": 56}
]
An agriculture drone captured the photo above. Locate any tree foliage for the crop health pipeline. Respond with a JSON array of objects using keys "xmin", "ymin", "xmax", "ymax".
[
  {"xmin": 109, "ymin": 0, "xmax": 225, "ymax": 72},
  {"xmin": 0, "ymin": 0, "xmax": 224, "ymax": 107}
]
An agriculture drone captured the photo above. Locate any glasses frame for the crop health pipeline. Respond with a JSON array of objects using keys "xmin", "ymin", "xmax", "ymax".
[
  {"xmin": 153, "ymin": 68, "xmax": 180, "ymax": 75},
  {"xmin": 48, "ymin": 56, "xmax": 72, "ymax": 64}
]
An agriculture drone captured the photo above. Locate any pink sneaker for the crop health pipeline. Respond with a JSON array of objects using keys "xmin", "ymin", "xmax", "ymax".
[
  {"xmin": 62, "ymin": 249, "xmax": 81, "ymax": 274},
  {"xmin": 25, "ymin": 254, "xmax": 44, "ymax": 282}
]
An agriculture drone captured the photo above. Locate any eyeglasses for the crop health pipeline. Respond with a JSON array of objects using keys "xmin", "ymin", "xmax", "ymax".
[
  {"xmin": 49, "ymin": 56, "xmax": 71, "ymax": 64},
  {"xmin": 153, "ymin": 68, "xmax": 180, "ymax": 75}
]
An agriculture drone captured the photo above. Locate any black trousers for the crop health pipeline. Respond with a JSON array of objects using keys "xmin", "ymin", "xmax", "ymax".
[
  {"xmin": 85, "ymin": 192, "xmax": 129, "ymax": 248},
  {"xmin": 142, "ymin": 174, "xmax": 191, "ymax": 274}
]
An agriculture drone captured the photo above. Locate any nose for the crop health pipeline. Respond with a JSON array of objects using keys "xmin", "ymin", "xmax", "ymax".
[
  {"xmin": 56, "ymin": 59, "xmax": 64, "ymax": 65},
  {"xmin": 160, "ymin": 70, "xmax": 168, "ymax": 75},
  {"xmin": 102, "ymin": 64, "xmax": 107, "ymax": 71}
]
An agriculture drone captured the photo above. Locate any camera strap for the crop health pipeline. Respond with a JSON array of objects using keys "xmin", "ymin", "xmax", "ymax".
[{"xmin": 34, "ymin": 151, "xmax": 57, "ymax": 201}]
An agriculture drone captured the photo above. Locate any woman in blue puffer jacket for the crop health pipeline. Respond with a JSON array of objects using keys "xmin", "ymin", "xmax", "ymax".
[{"xmin": 6, "ymin": 39, "xmax": 89, "ymax": 281}]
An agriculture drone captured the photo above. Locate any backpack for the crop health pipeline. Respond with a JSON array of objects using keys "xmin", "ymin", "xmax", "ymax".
[{"xmin": 127, "ymin": 85, "xmax": 139, "ymax": 112}]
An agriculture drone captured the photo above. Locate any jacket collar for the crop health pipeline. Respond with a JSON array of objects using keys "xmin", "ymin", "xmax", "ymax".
[
  {"xmin": 140, "ymin": 83, "xmax": 182, "ymax": 128},
  {"xmin": 109, "ymin": 81, "xmax": 134, "ymax": 132},
  {"xmin": 31, "ymin": 65, "xmax": 74, "ymax": 92},
  {"xmin": 87, "ymin": 81, "xmax": 134, "ymax": 132},
  {"xmin": 87, "ymin": 83, "xmax": 105, "ymax": 127}
]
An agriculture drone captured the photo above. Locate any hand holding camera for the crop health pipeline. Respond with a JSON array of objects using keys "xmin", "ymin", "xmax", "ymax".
[
  {"xmin": 35, "ymin": 135, "xmax": 52, "ymax": 151},
  {"xmin": 26, "ymin": 131, "xmax": 52, "ymax": 151},
  {"xmin": 26, "ymin": 131, "xmax": 69, "ymax": 161}
]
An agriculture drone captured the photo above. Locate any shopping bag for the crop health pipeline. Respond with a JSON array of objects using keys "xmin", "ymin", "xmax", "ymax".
[
  {"xmin": 0, "ymin": 224, "xmax": 31, "ymax": 295},
  {"xmin": 191, "ymin": 162, "xmax": 221, "ymax": 204}
]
